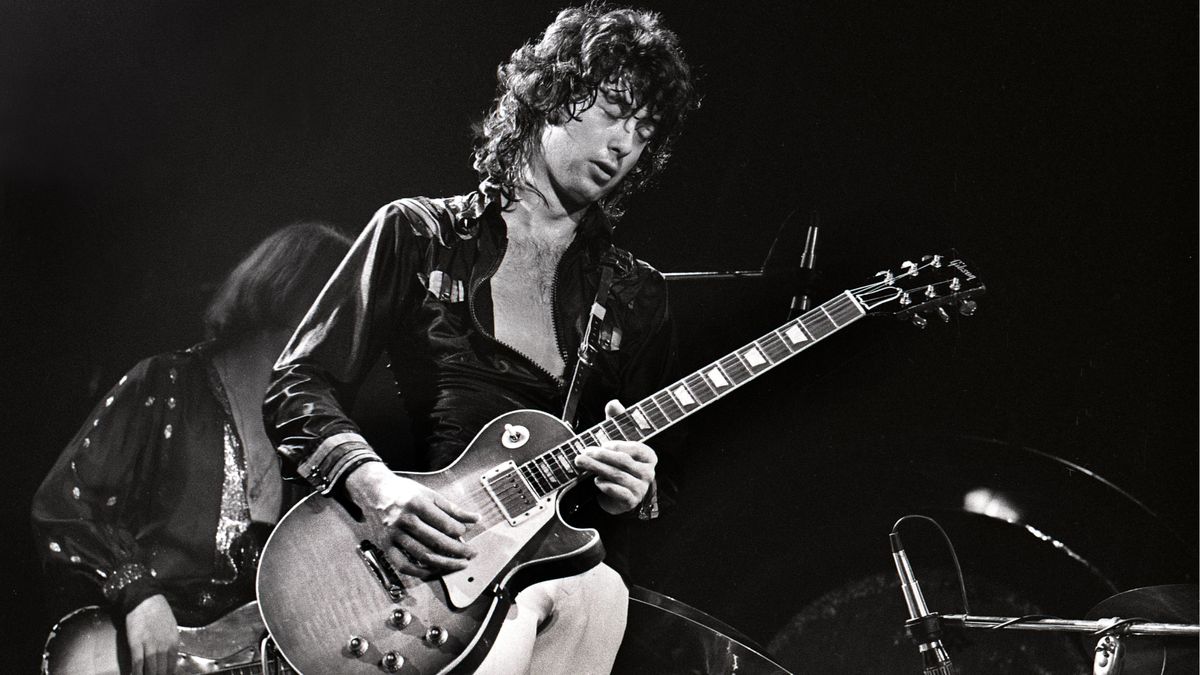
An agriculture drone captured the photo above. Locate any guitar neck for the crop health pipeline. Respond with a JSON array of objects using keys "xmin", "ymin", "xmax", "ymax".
[{"xmin": 515, "ymin": 291, "xmax": 867, "ymax": 496}]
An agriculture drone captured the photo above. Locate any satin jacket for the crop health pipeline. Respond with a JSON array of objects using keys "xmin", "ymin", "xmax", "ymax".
[
  {"xmin": 32, "ymin": 345, "xmax": 301, "ymax": 623},
  {"xmin": 264, "ymin": 191, "xmax": 681, "ymax": 514}
]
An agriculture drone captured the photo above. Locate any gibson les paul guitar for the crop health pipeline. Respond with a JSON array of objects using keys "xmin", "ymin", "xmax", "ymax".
[{"xmin": 257, "ymin": 253, "xmax": 985, "ymax": 674}]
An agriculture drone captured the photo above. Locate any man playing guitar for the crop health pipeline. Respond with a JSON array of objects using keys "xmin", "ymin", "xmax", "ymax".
[{"xmin": 265, "ymin": 4, "xmax": 698, "ymax": 672}]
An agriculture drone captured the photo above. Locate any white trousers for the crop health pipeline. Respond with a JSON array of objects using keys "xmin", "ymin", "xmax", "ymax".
[{"xmin": 473, "ymin": 563, "xmax": 629, "ymax": 675}]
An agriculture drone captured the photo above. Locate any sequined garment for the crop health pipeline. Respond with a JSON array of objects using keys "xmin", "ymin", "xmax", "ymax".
[{"xmin": 31, "ymin": 343, "xmax": 294, "ymax": 624}]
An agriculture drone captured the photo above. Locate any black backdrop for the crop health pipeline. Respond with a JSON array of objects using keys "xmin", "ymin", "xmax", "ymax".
[{"xmin": 2, "ymin": 1, "xmax": 1196, "ymax": 671}]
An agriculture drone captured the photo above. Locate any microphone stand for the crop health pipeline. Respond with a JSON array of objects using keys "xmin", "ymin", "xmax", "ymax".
[{"xmin": 938, "ymin": 615, "xmax": 1200, "ymax": 674}]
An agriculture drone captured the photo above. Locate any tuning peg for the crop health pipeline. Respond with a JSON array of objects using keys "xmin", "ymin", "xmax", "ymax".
[
  {"xmin": 936, "ymin": 307, "xmax": 951, "ymax": 322},
  {"xmin": 899, "ymin": 292, "xmax": 912, "ymax": 306},
  {"xmin": 949, "ymin": 277, "xmax": 962, "ymax": 292},
  {"xmin": 924, "ymin": 285, "xmax": 937, "ymax": 299},
  {"xmin": 920, "ymin": 254, "xmax": 943, "ymax": 268},
  {"xmin": 901, "ymin": 261, "xmax": 918, "ymax": 276},
  {"xmin": 911, "ymin": 314, "xmax": 928, "ymax": 329},
  {"xmin": 958, "ymin": 299, "xmax": 978, "ymax": 317},
  {"xmin": 875, "ymin": 270, "xmax": 895, "ymax": 285}
]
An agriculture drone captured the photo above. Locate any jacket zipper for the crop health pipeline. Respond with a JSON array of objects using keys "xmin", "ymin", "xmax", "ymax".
[{"xmin": 467, "ymin": 233, "xmax": 573, "ymax": 390}]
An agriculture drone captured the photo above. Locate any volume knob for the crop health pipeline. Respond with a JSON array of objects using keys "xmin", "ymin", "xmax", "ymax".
[
  {"xmin": 390, "ymin": 608, "xmax": 413, "ymax": 628},
  {"xmin": 425, "ymin": 625, "xmax": 449, "ymax": 646},
  {"xmin": 381, "ymin": 651, "xmax": 405, "ymax": 672},
  {"xmin": 347, "ymin": 636, "xmax": 369, "ymax": 657}
]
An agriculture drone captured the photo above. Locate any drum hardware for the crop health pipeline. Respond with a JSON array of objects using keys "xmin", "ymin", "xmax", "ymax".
[{"xmin": 890, "ymin": 515, "xmax": 1198, "ymax": 675}]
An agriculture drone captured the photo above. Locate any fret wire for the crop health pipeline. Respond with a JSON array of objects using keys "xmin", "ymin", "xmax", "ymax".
[
  {"xmin": 706, "ymin": 360, "xmax": 736, "ymax": 393},
  {"xmin": 683, "ymin": 372, "xmax": 718, "ymax": 403},
  {"xmin": 521, "ymin": 464, "xmax": 548, "ymax": 495},
  {"xmin": 832, "ymin": 295, "xmax": 864, "ymax": 322},
  {"xmin": 772, "ymin": 325, "xmax": 801, "ymax": 355},
  {"xmin": 667, "ymin": 380, "xmax": 699, "ymax": 411},
  {"xmin": 818, "ymin": 304, "xmax": 841, "ymax": 327},
  {"xmin": 535, "ymin": 458, "xmax": 556, "ymax": 487},
  {"xmin": 801, "ymin": 310, "xmax": 835, "ymax": 340},
  {"xmin": 600, "ymin": 418, "xmax": 626, "ymax": 442},
  {"xmin": 640, "ymin": 397, "xmax": 669, "ymax": 426},
  {"xmin": 629, "ymin": 403, "xmax": 660, "ymax": 431},
  {"xmin": 653, "ymin": 390, "xmax": 684, "ymax": 420},
  {"xmin": 612, "ymin": 412, "xmax": 643, "ymax": 440},
  {"xmin": 719, "ymin": 353, "xmax": 752, "ymax": 383},
  {"xmin": 757, "ymin": 331, "xmax": 790, "ymax": 361},
  {"xmin": 540, "ymin": 455, "xmax": 564, "ymax": 484},
  {"xmin": 553, "ymin": 447, "xmax": 578, "ymax": 476}
]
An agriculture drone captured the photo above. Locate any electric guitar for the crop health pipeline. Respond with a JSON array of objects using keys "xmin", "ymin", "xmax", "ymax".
[
  {"xmin": 41, "ymin": 601, "xmax": 294, "ymax": 674},
  {"xmin": 257, "ymin": 253, "xmax": 985, "ymax": 674}
]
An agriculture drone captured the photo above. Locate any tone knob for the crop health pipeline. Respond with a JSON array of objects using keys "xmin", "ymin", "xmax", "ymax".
[
  {"xmin": 390, "ymin": 608, "xmax": 413, "ymax": 628},
  {"xmin": 348, "ymin": 635, "xmax": 369, "ymax": 657},
  {"xmin": 425, "ymin": 625, "xmax": 449, "ymax": 646},
  {"xmin": 381, "ymin": 651, "xmax": 405, "ymax": 672}
]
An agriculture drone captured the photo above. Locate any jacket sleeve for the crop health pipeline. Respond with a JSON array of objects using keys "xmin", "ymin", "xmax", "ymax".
[
  {"xmin": 30, "ymin": 358, "xmax": 167, "ymax": 618},
  {"xmin": 264, "ymin": 203, "xmax": 424, "ymax": 494}
]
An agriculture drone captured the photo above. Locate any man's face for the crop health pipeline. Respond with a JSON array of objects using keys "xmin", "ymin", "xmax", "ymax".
[{"xmin": 531, "ymin": 85, "xmax": 658, "ymax": 212}]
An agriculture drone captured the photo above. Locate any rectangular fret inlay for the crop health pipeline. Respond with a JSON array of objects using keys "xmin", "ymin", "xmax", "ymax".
[
  {"xmin": 631, "ymin": 408, "xmax": 653, "ymax": 429},
  {"xmin": 672, "ymin": 385, "xmax": 695, "ymax": 406},
  {"xmin": 706, "ymin": 367, "xmax": 729, "ymax": 387},
  {"xmin": 594, "ymin": 428, "xmax": 610, "ymax": 444},
  {"xmin": 742, "ymin": 347, "xmax": 766, "ymax": 367},
  {"xmin": 785, "ymin": 325, "xmax": 808, "ymax": 343}
]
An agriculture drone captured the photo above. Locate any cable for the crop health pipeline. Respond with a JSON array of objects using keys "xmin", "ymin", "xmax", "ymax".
[
  {"xmin": 988, "ymin": 614, "xmax": 1060, "ymax": 630},
  {"xmin": 891, "ymin": 514, "xmax": 971, "ymax": 615},
  {"xmin": 1093, "ymin": 617, "xmax": 1154, "ymax": 637}
]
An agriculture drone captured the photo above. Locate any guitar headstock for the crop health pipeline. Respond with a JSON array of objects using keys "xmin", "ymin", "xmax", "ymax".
[{"xmin": 851, "ymin": 253, "xmax": 985, "ymax": 327}]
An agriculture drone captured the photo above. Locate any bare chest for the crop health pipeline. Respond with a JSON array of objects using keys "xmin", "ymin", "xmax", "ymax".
[{"xmin": 490, "ymin": 239, "xmax": 566, "ymax": 378}]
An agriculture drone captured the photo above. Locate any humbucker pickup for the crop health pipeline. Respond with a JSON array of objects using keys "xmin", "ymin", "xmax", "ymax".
[{"xmin": 480, "ymin": 461, "xmax": 546, "ymax": 526}]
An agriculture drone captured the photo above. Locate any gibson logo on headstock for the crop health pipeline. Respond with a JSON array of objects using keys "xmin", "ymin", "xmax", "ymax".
[{"xmin": 948, "ymin": 259, "xmax": 976, "ymax": 281}]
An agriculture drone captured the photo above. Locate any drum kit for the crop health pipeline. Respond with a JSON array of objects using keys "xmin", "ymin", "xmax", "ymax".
[{"xmin": 612, "ymin": 437, "xmax": 1199, "ymax": 674}]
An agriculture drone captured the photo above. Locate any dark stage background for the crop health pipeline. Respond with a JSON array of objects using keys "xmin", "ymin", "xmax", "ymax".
[{"xmin": 2, "ymin": 2, "xmax": 1196, "ymax": 671}]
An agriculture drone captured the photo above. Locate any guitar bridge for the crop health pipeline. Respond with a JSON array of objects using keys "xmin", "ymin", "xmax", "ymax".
[
  {"xmin": 357, "ymin": 540, "xmax": 405, "ymax": 600},
  {"xmin": 481, "ymin": 461, "xmax": 545, "ymax": 526}
]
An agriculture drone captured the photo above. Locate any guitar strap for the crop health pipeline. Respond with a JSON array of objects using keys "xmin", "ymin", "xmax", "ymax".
[{"xmin": 561, "ymin": 252, "xmax": 616, "ymax": 428}]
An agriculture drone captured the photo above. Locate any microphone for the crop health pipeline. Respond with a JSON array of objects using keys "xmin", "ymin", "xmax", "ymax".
[
  {"xmin": 786, "ymin": 212, "xmax": 819, "ymax": 319},
  {"xmin": 891, "ymin": 531, "xmax": 956, "ymax": 674}
]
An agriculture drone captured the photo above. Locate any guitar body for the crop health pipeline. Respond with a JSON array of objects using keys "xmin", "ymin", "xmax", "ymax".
[
  {"xmin": 256, "ymin": 409, "xmax": 606, "ymax": 675},
  {"xmin": 42, "ymin": 601, "xmax": 271, "ymax": 675}
]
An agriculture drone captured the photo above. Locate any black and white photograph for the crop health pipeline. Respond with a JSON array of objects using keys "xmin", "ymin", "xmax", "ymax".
[{"xmin": 3, "ymin": 2, "xmax": 1196, "ymax": 673}]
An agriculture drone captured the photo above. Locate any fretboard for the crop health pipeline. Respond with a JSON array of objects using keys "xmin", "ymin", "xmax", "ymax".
[{"xmin": 514, "ymin": 291, "xmax": 867, "ymax": 497}]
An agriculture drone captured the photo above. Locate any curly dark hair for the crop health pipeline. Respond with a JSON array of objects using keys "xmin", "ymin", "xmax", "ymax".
[{"xmin": 473, "ymin": 2, "xmax": 699, "ymax": 219}]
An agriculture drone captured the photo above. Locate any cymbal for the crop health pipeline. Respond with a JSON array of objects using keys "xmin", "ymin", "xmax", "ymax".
[
  {"xmin": 1085, "ymin": 585, "xmax": 1198, "ymax": 675},
  {"xmin": 1086, "ymin": 584, "xmax": 1198, "ymax": 623}
]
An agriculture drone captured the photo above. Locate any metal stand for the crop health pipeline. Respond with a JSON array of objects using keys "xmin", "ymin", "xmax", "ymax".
[{"xmin": 939, "ymin": 614, "xmax": 1200, "ymax": 674}]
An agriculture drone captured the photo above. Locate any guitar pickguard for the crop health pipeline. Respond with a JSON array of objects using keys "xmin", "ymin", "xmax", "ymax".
[{"xmin": 442, "ymin": 496, "xmax": 557, "ymax": 608}]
